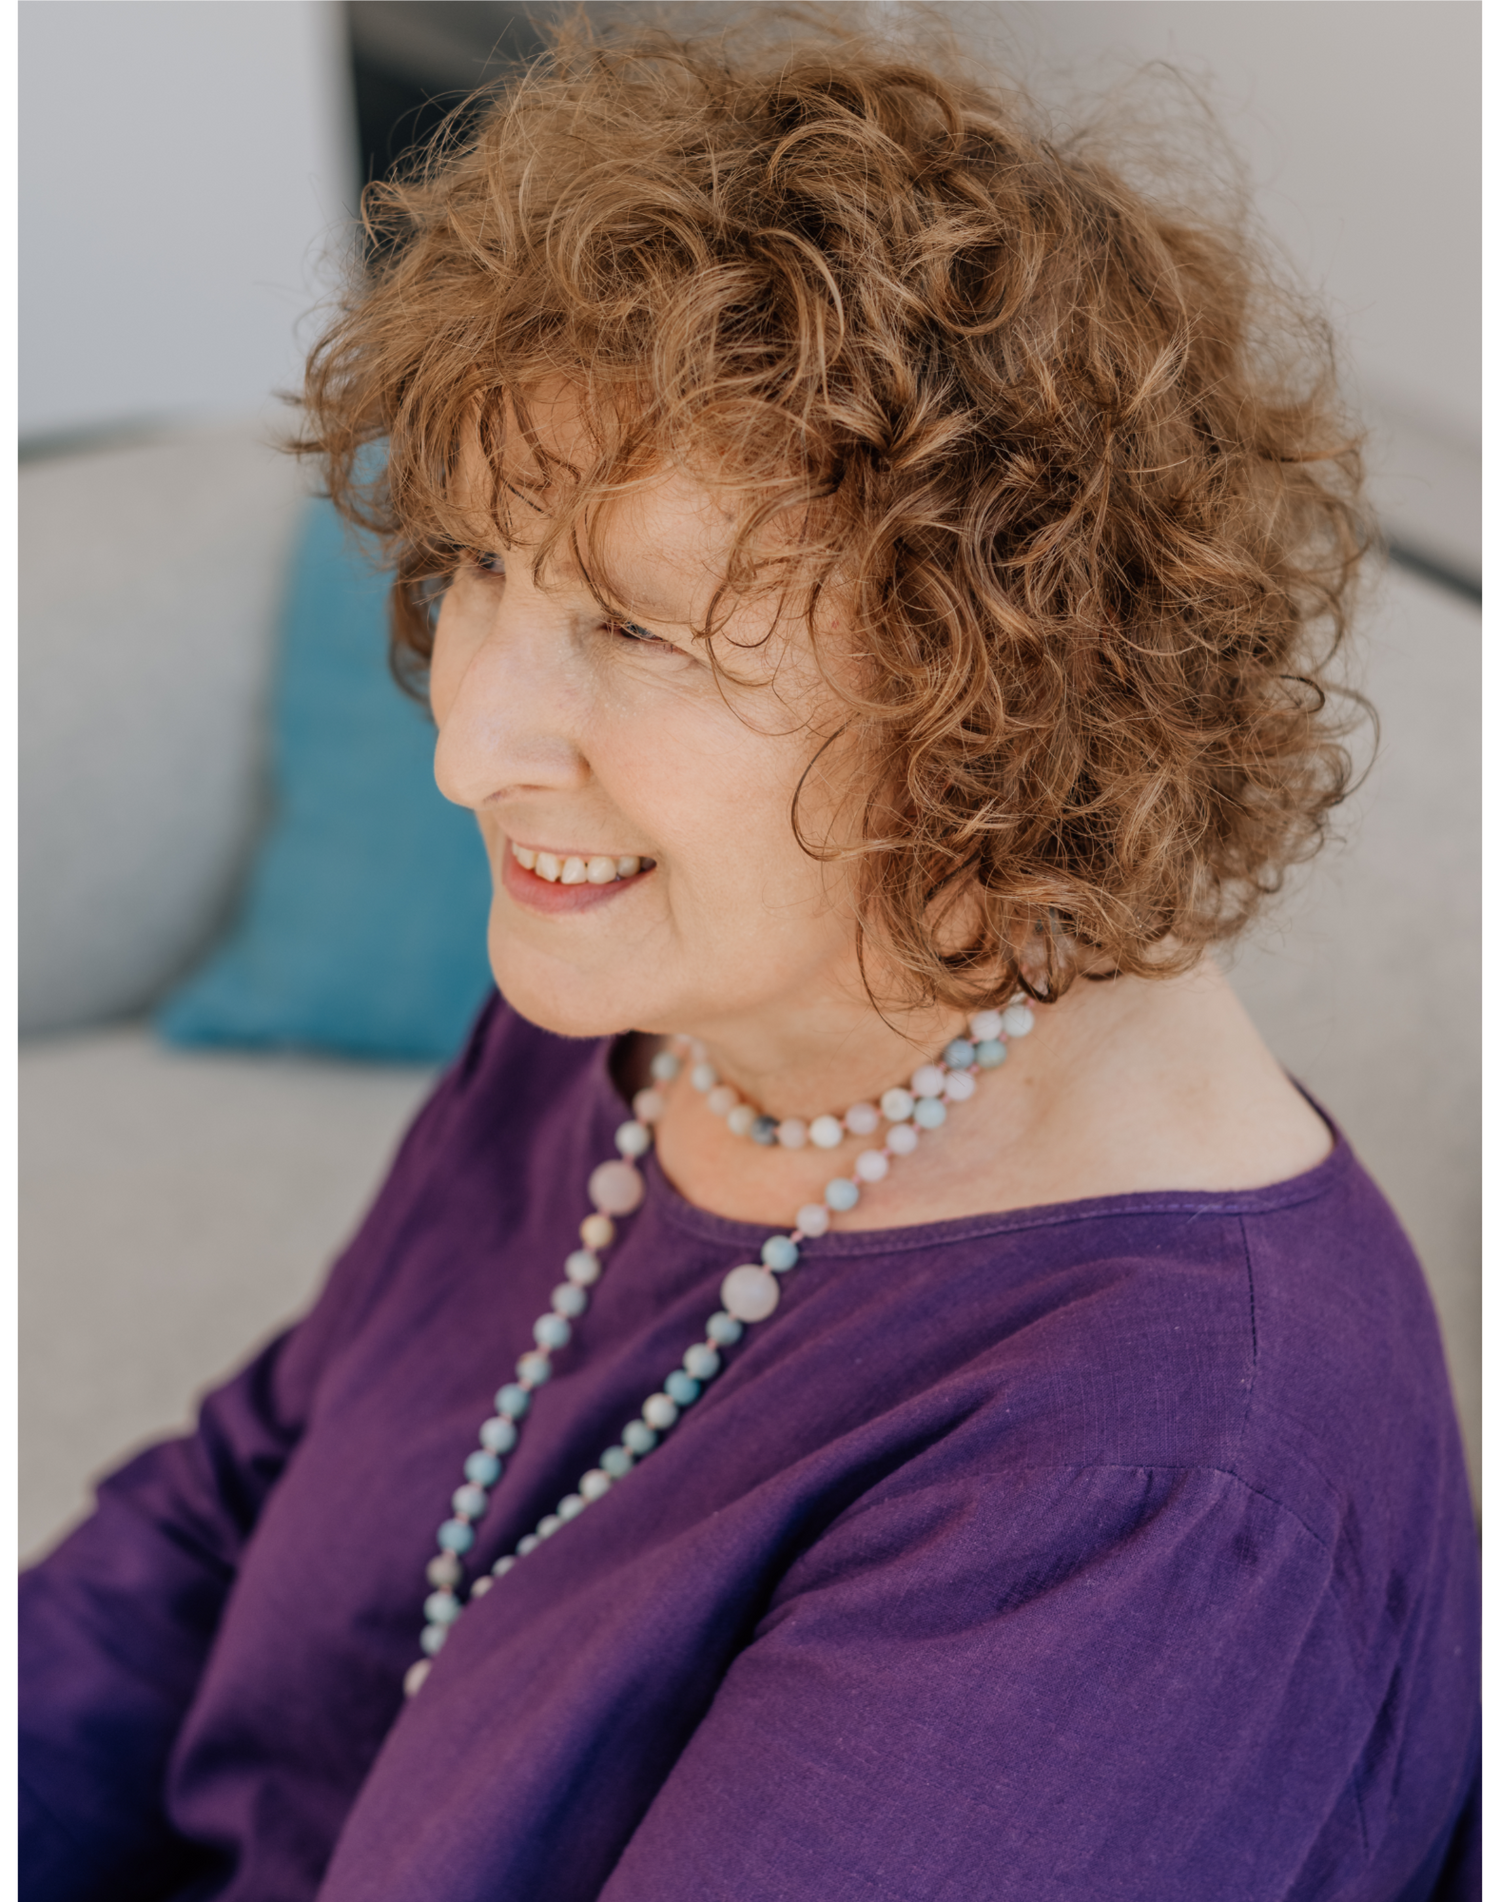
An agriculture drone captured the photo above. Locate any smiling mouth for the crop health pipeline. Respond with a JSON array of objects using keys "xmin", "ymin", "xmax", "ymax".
[{"xmin": 509, "ymin": 841, "xmax": 655, "ymax": 886}]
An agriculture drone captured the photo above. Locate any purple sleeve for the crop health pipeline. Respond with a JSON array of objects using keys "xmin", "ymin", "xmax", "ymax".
[
  {"xmin": 599, "ymin": 1460, "xmax": 1470, "ymax": 1902},
  {"xmin": 17, "ymin": 1015, "xmax": 489, "ymax": 1902},
  {"xmin": 20, "ymin": 1328, "xmax": 307, "ymax": 1900}
]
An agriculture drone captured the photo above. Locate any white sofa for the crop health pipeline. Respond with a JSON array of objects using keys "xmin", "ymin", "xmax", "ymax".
[{"xmin": 19, "ymin": 420, "xmax": 1480, "ymax": 1563}]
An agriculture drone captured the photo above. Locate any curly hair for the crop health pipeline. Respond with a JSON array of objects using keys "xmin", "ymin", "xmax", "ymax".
[{"xmin": 299, "ymin": 11, "xmax": 1369, "ymax": 1009}]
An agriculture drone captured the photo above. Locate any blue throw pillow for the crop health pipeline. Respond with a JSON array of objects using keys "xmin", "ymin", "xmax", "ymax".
[{"xmin": 157, "ymin": 496, "xmax": 494, "ymax": 1062}]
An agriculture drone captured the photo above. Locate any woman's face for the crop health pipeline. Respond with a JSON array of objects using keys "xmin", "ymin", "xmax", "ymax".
[{"xmin": 429, "ymin": 403, "xmax": 867, "ymax": 1048}]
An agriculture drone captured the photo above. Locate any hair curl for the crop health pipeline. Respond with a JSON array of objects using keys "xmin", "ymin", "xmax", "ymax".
[{"xmin": 299, "ymin": 11, "xmax": 1370, "ymax": 1009}]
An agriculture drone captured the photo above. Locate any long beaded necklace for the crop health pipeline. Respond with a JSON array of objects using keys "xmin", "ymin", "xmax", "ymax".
[{"xmin": 404, "ymin": 998, "xmax": 1036, "ymax": 1698}]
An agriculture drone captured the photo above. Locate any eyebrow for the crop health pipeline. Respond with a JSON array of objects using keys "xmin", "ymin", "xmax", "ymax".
[
  {"xmin": 494, "ymin": 479, "xmax": 692, "ymax": 626},
  {"xmin": 501, "ymin": 479, "xmax": 546, "ymax": 517}
]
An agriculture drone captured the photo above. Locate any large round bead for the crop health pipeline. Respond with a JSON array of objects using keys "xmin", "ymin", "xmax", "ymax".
[
  {"xmin": 588, "ymin": 1159, "xmax": 645, "ymax": 1216},
  {"xmin": 721, "ymin": 1262, "xmax": 781, "ymax": 1323}
]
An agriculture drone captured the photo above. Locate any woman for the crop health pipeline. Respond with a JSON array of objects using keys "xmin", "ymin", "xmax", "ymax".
[{"xmin": 20, "ymin": 22, "xmax": 1478, "ymax": 1901}]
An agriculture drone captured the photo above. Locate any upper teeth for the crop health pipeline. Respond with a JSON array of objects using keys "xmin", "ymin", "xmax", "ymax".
[{"xmin": 512, "ymin": 843, "xmax": 644, "ymax": 885}]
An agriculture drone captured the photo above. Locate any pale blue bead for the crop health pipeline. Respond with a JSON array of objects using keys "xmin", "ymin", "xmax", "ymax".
[
  {"xmin": 665, "ymin": 1370, "xmax": 701, "ymax": 1406},
  {"xmin": 944, "ymin": 1037, "xmax": 976, "ymax": 1069},
  {"xmin": 465, "ymin": 1451, "xmax": 502, "ymax": 1487},
  {"xmin": 651, "ymin": 1048, "xmax": 681, "ymax": 1082},
  {"xmin": 565, "ymin": 1249, "xmax": 599, "ymax": 1282},
  {"xmin": 913, "ymin": 1096, "xmax": 948, "ymax": 1129},
  {"xmin": 452, "ymin": 1483, "xmax": 488, "ymax": 1519},
  {"xmin": 622, "ymin": 1420, "xmax": 658, "ymax": 1455},
  {"xmin": 707, "ymin": 1310, "xmax": 743, "ymax": 1345},
  {"xmin": 437, "ymin": 1518, "xmax": 475, "ymax": 1554},
  {"xmin": 691, "ymin": 1061, "xmax": 717, "ymax": 1092},
  {"xmin": 480, "ymin": 1415, "xmax": 518, "ymax": 1455},
  {"xmin": 420, "ymin": 1622, "xmax": 448, "ymax": 1657},
  {"xmin": 424, "ymin": 1590, "xmax": 462, "ymax": 1626},
  {"xmin": 683, "ymin": 1343, "xmax": 721, "ymax": 1382},
  {"xmin": 601, "ymin": 1444, "xmax": 635, "ymax": 1477},
  {"xmin": 533, "ymin": 1313, "xmax": 571, "ymax": 1351},
  {"xmin": 761, "ymin": 1234, "xmax": 799, "ymax": 1271},
  {"xmin": 496, "ymin": 1383, "xmax": 531, "ymax": 1419},
  {"xmin": 975, "ymin": 1038, "xmax": 1007, "ymax": 1069},
  {"xmin": 825, "ymin": 1177, "xmax": 860, "ymax": 1212},
  {"xmin": 516, "ymin": 1351, "xmax": 551, "ymax": 1385},
  {"xmin": 552, "ymin": 1282, "xmax": 588, "ymax": 1318}
]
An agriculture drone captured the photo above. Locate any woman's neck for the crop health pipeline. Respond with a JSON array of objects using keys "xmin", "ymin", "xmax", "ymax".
[{"xmin": 627, "ymin": 959, "xmax": 1333, "ymax": 1232}]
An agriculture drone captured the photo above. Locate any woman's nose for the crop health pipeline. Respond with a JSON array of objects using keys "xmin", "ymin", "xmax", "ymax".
[{"xmin": 432, "ymin": 586, "xmax": 591, "ymax": 812}]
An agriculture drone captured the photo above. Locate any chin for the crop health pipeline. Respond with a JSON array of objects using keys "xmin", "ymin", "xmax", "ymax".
[{"xmin": 485, "ymin": 915, "xmax": 646, "ymax": 1043}]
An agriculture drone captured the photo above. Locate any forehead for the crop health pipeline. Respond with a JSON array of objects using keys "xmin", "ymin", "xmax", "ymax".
[{"xmin": 470, "ymin": 384, "xmax": 769, "ymax": 626}]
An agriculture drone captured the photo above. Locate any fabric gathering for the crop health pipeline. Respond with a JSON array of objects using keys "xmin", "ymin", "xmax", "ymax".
[{"xmin": 18, "ymin": 12, "xmax": 1479, "ymax": 1902}]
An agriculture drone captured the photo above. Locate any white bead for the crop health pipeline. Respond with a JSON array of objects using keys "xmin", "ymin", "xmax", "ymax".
[
  {"xmin": 707, "ymin": 1084, "xmax": 739, "ymax": 1117},
  {"xmin": 797, "ymin": 1202, "xmax": 831, "ymax": 1236},
  {"xmin": 720, "ymin": 1262, "xmax": 781, "ymax": 1323},
  {"xmin": 726, "ymin": 1104, "xmax": 756, "ymax": 1137},
  {"xmin": 469, "ymin": 1574, "xmax": 493, "ymax": 1597},
  {"xmin": 580, "ymin": 1213, "xmax": 615, "ymax": 1250},
  {"xmin": 1003, "ymin": 1003, "xmax": 1035, "ymax": 1037},
  {"xmin": 558, "ymin": 1493, "xmax": 587, "ymax": 1520},
  {"xmin": 776, "ymin": 1118, "xmax": 808, "ymax": 1149},
  {"xmin": 586, "ymin": 855, "xmax": 616, "ymax": 884},
  {"xmin": 404, "ymin": 1658, "xmax": 433, "ymax": 1698},
  {"xmin": 615, "ymin": 1119, "xmax": 651, "ymax": 1157},
  {"xmin": 887, "ymin": 1122, "xmax": 919, "ymax": 1156},
  {"xmin": 560, "ymin": 856, "xmax": 588, "ymax": 885},
  {"xmin": 844, "ymin": 1102, "xmax": 880, "ymax": 1137},
  {"xmin": 943, "ymin": 1069, "xmax": 976, "ymax": 1102},
  {"xmin": 911, "ymin": 1064, "xmax": 946, "ymax": 1098},
  {"xmin": 632, "ymin": 1087, "xmax": 666, "ymax": 1124},
  {"xmin": 643, "ymin": 1392, "xmax": 680, "ymax": 1430},
  {"xmin": 580, "ymin": 1468, "xmax": 613, "ymax": 1501},
  {"xmin": 617, "ymin": 856, "xmax": 641, "ymax": 877},
  {"xmin": 691, "ymin": 1062, "xmax": 718, "ymax": 1093},
  {"xmin": 588, "ymin": 1159, "xmax": 644, "ymax": 1215},
  {"xmin": 854, "ymin": 1148, "xmax": 890, "ymax": 1182},
  {"xmin": 880, "ymin": 1087, "xmax": 914, "ymax": 1122},
  {"xmin": 969, "ymin": 1009, "xmax": 1004, "ymax": 1041},
  {"xmin": 566, "ymin": 1248, "xmax": 601, "ymax": 1285},
  {"xmin": 809, "ymin": 1114, "xmax": 843, "ymax": 1149}
]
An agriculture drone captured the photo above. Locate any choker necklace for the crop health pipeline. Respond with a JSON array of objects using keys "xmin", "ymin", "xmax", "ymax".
[{"xmin": 404, "ymin": 998, "xmax": 1037, "ymax": 1697}]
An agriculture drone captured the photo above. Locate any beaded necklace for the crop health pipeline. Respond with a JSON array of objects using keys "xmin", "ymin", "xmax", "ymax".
[{"xmin": 404, "ymin": 998, "xmax": 1036, "ymax": 1697}]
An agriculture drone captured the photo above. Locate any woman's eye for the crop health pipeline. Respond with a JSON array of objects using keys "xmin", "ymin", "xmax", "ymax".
[
  {"xmin": 472, "ymin": 550, "xmax": 506, "ymax": 577},
  {"xmin": 607, "ymin": 617, "xmax": 672, "ymax": 650}
]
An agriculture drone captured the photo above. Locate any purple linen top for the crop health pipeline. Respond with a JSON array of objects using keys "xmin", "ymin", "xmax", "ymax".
[{"xmin": 21, "ymin": 996, "xmax": 1479, "ymax": 1901}]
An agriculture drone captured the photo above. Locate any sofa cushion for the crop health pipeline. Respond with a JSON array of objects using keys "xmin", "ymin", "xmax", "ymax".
[
  {"xmin": 19, "ymin": 1024, "xmax": 437, "ymax": 1561},
  {"xmin": 20, "ymin": 422, "xmax": 307, "ymax": 1033},
  {"xmin": 156, "ymin": 496, "xmax": 495, "ymax": 1063}
]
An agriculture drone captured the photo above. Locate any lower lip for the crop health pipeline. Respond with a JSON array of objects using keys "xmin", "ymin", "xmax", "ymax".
[{"xmin": 500, "ymin": 848, "xmax": 655, "ymax": 916}]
